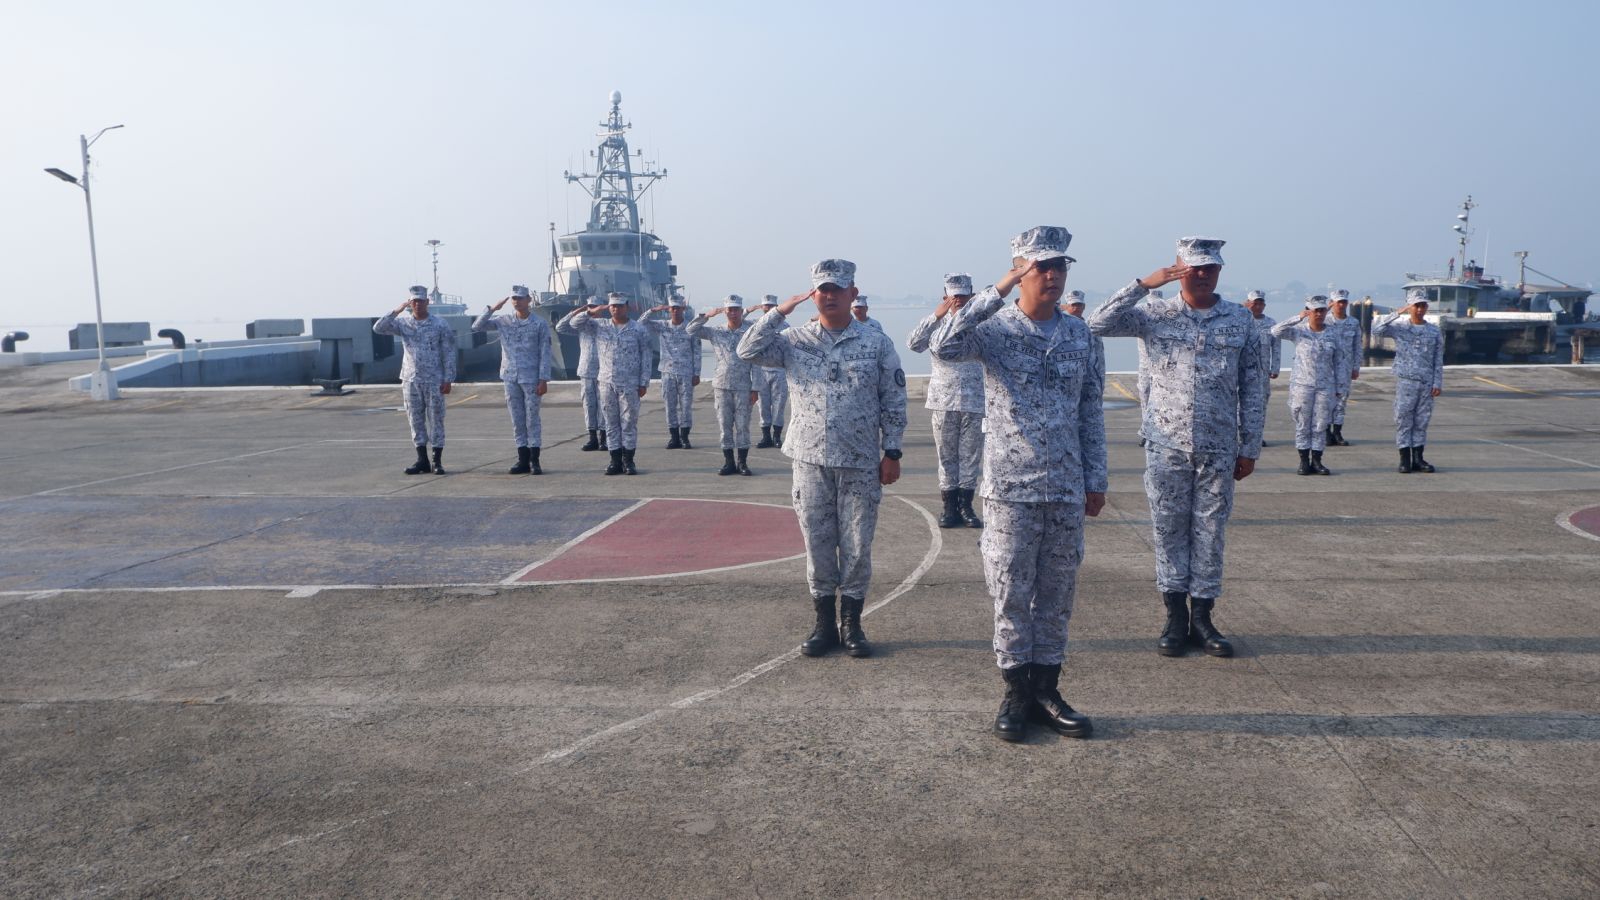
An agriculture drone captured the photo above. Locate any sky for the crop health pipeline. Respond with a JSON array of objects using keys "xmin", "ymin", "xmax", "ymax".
[{"xmin": 3, "ymin": 0, "xmax": 1597, "ymax": 349}]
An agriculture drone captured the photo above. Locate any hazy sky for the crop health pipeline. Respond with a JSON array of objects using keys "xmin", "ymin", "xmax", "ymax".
[{"xmin": 4, "ymin": 0, "xmax": 1596, "ymax": 345}]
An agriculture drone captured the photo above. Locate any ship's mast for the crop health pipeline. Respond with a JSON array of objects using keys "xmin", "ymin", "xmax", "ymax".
[
  {"xmin": 426, "ymin": 239, "xmax": 444, "ymax": 303},
  {"xmin": 1451, "ymin": 195, "xmax": 1475, "ymax": 280},
  {"xmin": 562, "ymin": 91, "xmax": 666, "ymax": 233}
]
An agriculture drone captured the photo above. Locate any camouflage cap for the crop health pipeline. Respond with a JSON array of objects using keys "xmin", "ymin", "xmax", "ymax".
[
  {"xmin": 851, "ymin": 295, "xmax": 869, "ymax": 309},
  {"xmin": 511, "ymin": 285, "xmax": 531, "ymax": 299},
  {"xmin": 607, "ymin": 291, "xmax": 629, "ymax": 305},
  {"xmin": 1177, "ymin": 236, "xmax": 1226, "ymax": 267},
  {"xmin": 1405, "ymin": 287, "xmax": 1430, "ymax": 305},
  {"xmin": 1245, "ymin": 290, "xmax": 1266, "ymax": 302},
  {"xmin": 667, "ymin": 293, "xmax": 687, "ymax": 308},
  {"xmin": 1064, "ymin": 290, "xmax": 1086, "ymax": 306},
  {"xmin": 811, "ymin": 259, "xmax": 857, "ymax": 289},
  {"xmin": 762, "ymin": 294, "xmax": 779, "ymax": 306},
  {"xmin": 1331, "ymin": 289, "xmax": 1350, "ymax": 302},
  {"xmin": 408, "ymin": 285, "xmax": 429, "ymax": 300},
  {"xmin": 1010, "ymin": 226, "xmax": 1075, "ymax": 263},
  {"xmin": 1305, "ymin": 295, "xmax": 1330, "ymax": 311},
  {"xmin": 724, "ymin": 294, "xmax": 746, "ymax": 309}
]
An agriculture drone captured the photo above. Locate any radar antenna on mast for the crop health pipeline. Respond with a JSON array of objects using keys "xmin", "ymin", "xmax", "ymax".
[{"xmin": 561, "ymin": 91, "xmax": 667, "ymax": 233}]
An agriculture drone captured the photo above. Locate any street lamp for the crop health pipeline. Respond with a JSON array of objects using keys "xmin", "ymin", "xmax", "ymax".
[{"xmin": 46, "ymin": 124, "xmax": 124, "ymax": 401}]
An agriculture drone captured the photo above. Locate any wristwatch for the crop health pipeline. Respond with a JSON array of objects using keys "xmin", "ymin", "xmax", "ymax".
[{"xmin": 882, "ymin": 449, "xmax": 902, "ymax": 461}]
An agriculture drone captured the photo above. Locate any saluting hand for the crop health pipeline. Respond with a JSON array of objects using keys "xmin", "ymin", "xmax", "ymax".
[
  {"xmin": 934, "ymin": 294, "xmax": 955, "ymax": 318},
  {"xmin": 493, "ymin": 297, "xmax": 510, "ymax": 311},
  {"xmin": 996, "ymin": 261, "xmax": 1032, "ymax": 298},
  {"xmin": 776, "ymin": 291, "xmax": 814, "ymax": 316},
  {"xmin": 1138, "ymin": 263, "xmax": 1192, "ymax": 290}
]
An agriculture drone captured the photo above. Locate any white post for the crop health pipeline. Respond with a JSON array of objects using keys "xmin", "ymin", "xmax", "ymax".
[{"xmin": 80, "ymin": 132, "xmax": 118, "ymax": 401}]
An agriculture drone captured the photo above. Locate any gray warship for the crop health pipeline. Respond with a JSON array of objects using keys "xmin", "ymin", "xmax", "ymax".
[{"xmin": 536, "ymin": 91, "xmax": 679, "ymax": 379}]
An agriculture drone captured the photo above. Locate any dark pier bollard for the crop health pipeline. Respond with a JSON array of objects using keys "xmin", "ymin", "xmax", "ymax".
[
  {"xmin": 1, "ymin": 331, "xmax": 28, "ymax": 353},
  {"xmin": 158, "ymin": 328, "xmax": 186, "ymax": 349}
]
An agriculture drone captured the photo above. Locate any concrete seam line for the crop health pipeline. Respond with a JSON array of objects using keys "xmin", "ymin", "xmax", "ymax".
[
  {"xmin": 14, "ymin": 442, "xmax": 319, "ymax": 500},
  {"xmin": 1473, "ymin": 437, "xmax": 1600, "ymax": 470},
  {"xmin": 539, "ymin": 495, "xmax": 942, "ymax": 763},
  {"xmin": 1555, "ymin": 508, "xmax": 1600, "ymax": 544},
  {"xmin": 500, "ymin": 499, "xmax": 650, "ymax": 584}
]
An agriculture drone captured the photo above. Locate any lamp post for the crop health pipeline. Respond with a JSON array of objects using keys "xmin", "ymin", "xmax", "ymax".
[{"xmin": 46, "ymin": 124, "xmax": 124, "ymax": 401}]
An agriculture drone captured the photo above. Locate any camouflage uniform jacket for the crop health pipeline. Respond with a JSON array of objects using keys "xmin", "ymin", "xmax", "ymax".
[
  {"xmin": 738, "ymin": 313, "xmax": 907, "ymax": 469},
  {"xmin": 1087, "ymin": 281, "xmax": 1266, "ymax": 458},
  {"xmin": 557, "ymin": 311, "xmax": 651, "ymax": 388},
  {"xmin": 907, "ymin": 311, "xmax": 985, "ymax": 413},
  {"xmin": 640, "ymin": 310, "xmax": 703, "ymax": 378},
  {"xmin": 374, "ymin": 312, "xmax": 457, "ymax": 384},
  {"xmin": 471, "ymin": 307, "xmax": 553, "ymax": 384},
  {"xmin": 930, "ymin": 288, "xmax": 1107, "ymax": 503},
  {"xmin": 1370, "ymin": 313, "xmax": 1444, "ymax": 389},
  {"xmin": 1269, "ymin": 319, "xmax": 1342, "ymax": 390},
  {"xmin": 1252, "ymin": 314, "xmax": 1281, "ymax": 375},
  {"xmin": 1328, "ymin": 315, "xmax": 1362, "ymax": 375},
  {"xmin": 686, "ymin": 315, "xmax": 759, "ymax": 391}
]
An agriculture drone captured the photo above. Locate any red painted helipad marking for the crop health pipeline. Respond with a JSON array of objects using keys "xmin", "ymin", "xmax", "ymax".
[
  {"xmin": 514, "ymin": 499, "xmax": 804, "ymax": 583},
  {"xmin": 1563, "ymin": 506, "xmax": 1600, "ymax": 542}
]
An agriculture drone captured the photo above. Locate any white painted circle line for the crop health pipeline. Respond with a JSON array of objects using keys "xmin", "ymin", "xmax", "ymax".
[
  {"xmin": 538, "ymin": 494, "xmax": 942, "ymax": 762},
  {"xmin": 1555, "ymin": 507, "xmax": 1600, "ymax": 544}
]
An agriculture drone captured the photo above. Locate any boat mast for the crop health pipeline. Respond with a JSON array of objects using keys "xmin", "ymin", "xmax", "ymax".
[
  {"xmin": 1451, "ymin": 195, "xmax": 1475, "ymax": 280},
  {"xmin": 562, "ymin": 91, "xmax": 666, "ymax": 233},
  {"xmin": 426, "ymin": 239, "xmax": 443, "ymax": 303}
]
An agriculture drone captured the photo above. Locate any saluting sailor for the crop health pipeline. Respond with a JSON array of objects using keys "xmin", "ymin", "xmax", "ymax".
[
  {"xmin": 687, "ymin": 294, "xmax": 760, "ymax": 476},
  {"xmin": 738, "ymin": 259, "xmax": 907, "ymax": 660},
  {"xmin": 1370, "ymin": 287, "xmax": 1444, "ymax": 473},
  {"xmin": 1324, "ymin": 289, "xmax": 1362, "ymax": 446},
  {"xmin": 374, "ymin": 285, "xmax": 457, "ymax": 475},
  {"xmin": 906, "ymin": 273, "xmax": 986, "ymax": 529},
  {"xmin": 472, "ymin": 285, "xmax": 552, "ymax": 475},
  {"xmin": 931, "ymin": 227, "xmax": 1105, "ymax": 743},
  {"xmin": 640, "ymin": 290, "xmax": 702, "ymax": 450},
  {"xmin": 575, "ymin": 296, "xmax": 607, "ymax": 453},
  {"xmin": 850, "ymin": 295, "xmax": 883, "ymax": 332},
  {"xmin": 1087, "ymin": 237, "xmax": 1265, "ymax": 660},
  {"xmin": 754, "ymin": 294, "xmax": 791, "ymax": 449},
  {"xmin": 557, "ymin": 292, "xmax": 651, "ymax": 476},
  {"xmin": 1272, "ymin": 296, "xmax": 1343, "ymax": 476},
  {"xmin": 1244, "ymin": 290, "xmax": 1280, "ymax": 446}
]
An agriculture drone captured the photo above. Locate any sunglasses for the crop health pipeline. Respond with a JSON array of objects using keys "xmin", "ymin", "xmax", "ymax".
[{"xmin": 1032, "ymin": 258, "xmax": 1072, "ymax": 274}]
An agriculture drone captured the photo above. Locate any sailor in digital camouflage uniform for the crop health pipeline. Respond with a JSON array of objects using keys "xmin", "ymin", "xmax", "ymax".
[
  {"xmin": 557, "ymin": 292, "xmax": 651, "ymax": 475},
  {"xmin": 738, "ymin": 258, "xmax": 907, "ymax": 661},
  {"xmin": 472, "ymin": 285, "xmax": 552, "ymax": 475},
  {"xmin": 1086, "ymin": 237, "xmax": 1265, "ymax": 660},
  {"xmin": 850, "ymin": 295, "xmax": 883, "ymax": 332},
  {"xmin": 1134, "ymin": 289, "xmax": 1165, "ymax": 441},
  {"xmin": 687, "ymin": 294, "xmax": 761, "ymax": 476},
  {"xmin": 374, "ymin": 285, "xmax": 457, "ymax": 475},
  {"xmin": 932, "ymin": 227, "xmax": 1105, "ymax": 743},
  {"xmin": 1271, "ymin": 296, "xmax": 1342, "ymax": 476},
  {"xmin": 640, "ymin": 290, "xmax": 702, "ymax": 449},
  {"xmin": 906, "ymin": 272, "xmax": 986, "ymax": 529},
  {"xmin": 574, "ymin": 296, "xmax": 606, "ymax": 452},
  {"xmin": 754, "ymin": 294, "xmax": 791, "ymax": 449},
  {"xmin": 1245, "ymin": 290, "xmax": 1280, "ymax": 446},
  {"xmin": 1324, "ymin": 289, "xmax": 1362, "ymax": 446},
  {"xmin": 1371, "ymin": 287, "xmax": 1445, "ymax": 473}
]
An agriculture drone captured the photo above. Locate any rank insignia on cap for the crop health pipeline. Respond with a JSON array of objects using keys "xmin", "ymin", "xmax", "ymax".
[
  {"xmin": 409, "ymin": 285, "xmax": 429, "ymax": 299},
  {"xmin": 724, "ymin": 294, "xmax": 745, "ymax": 308},
  {"xmin": 1010, "ymin": 226, "xmax": 1075, "ymax": 263},
  {"xmin": 811, "ymin": 259, "xmax": 857, "ymax": 289},
  {"xmin": 511, "ymin": 285, "xmax": 531, "ymax": 299},
  {"xmin": 1176, "ymin": 236, "xmax": 1226, "ymax": 267},
  {"xmin": 607, "ymin": 291, "xmax": 628, "ymax": 305},
  {"xmin": 943, "ymin": 273, "xmax": 974, "ymax": 297},
  {"xmin": 1305, "ymin": 295, "xmax": 1330, "ymax": 311}
]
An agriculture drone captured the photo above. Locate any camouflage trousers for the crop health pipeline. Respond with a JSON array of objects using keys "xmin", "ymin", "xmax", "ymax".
[
  {"xmin": 580, "ymin": 376, "xmax": 601, "ymax": 431},
  {"xmin": 715, "ymin": 388, "xmax": 753, "ymax": 450},
  {"xmin": 1142, "ymin": 444, "xmax": 1237, "ymax": 600},
  {"xmin": 600, "ymin": 381, "xmax": 640, "ymax": 451},
  {"xmin": 503, "ymin": 381, "xmax": 542, "ymax": 448},
  {"xmin": 981, "ymin": 498, "xmax": 1084, "ymax": 669},
  {"xmin": 661, "ymin": 374, "xmax": 695, "ymax": 429},
  {"xmin": 791, "ymin": 460, "xmax": 882, "ymax": 600},
  {"xmin": 930, "ymin": 410, "xmax": 983, "ymax": 491},
  {"xmin": 1289, "ymin": 384, "xmax": 1334, "ymax": 451},
  {"xmin": 1331, "ymin": 370, "xmax": 1352, "ymax": 424},
  {"xmin": 757, "ymin": 368, "xmax": 789, "ymax": 427},
  {"xmin": 402, "ymin": 379, "xmax": 446, "ymax": 448},
  {"xmin": 1393, "ymin": 378, "xmax": 1436, "ymax": 447}
]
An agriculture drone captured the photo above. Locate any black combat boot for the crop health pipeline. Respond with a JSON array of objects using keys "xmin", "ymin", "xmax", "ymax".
[
  {"xmin": 604, "ymin": 449, "xmax": 623, "ymax": 476},
  {"xmin": 431, "ymin": 447, "xmax": 446, "ymax": 475},
  {"xmin": 680, "ymin": 428, "xmax": 693, "ymax": 449},
  {"xmin": 404, "ymin": 445, "xmax": 430, "ymax": 475},
  {"xmin": 938, "ymin": 490, "xmax": 962, "ymax": 528},
  {"xmin": 994, "ymin": 666, "xmax": 1032, "ymax": 743},
  {"xmin": 718, "ymin": 449, "xmax": 737, "ymax": 476},
  {"xmin": 598, "ymin": 431, "xmax": 608, "ymax": 451},
  {"xmin": 756, "ymin": 425, "xmax": 775, "ymax": 449},
  {"xmin": 772, "ymin": 425, "xmax": 783, "ymax": 448},
  {"xmin": 800, "ymin": 595, "xmax": 839, "ymax": 657},
  {"xmin": 1330, "ymin": 424, "xmax": 1349, "ymax": 446},
  {"xmin": 622, "ymin": 448, "xmax": 637, "ymax": 475},
  {"xmin": 580, "ymin": 430, "xmax": 600, "ymax": 452},
  {"xmin": 1412, "ymin": 445, "xmax": 1435, "ymax": 473},
  {"xmin": 666, "ymin": 427, "xmax": 683, "ymax": 449},
  {"xmin": 1158, "ymin": 590, "xmax": 1189, "ymax": 657},
  {"xmin": 1188, "ymin": 596, "xmax": 1234, "ymax": 657},
  {"xmin": 1398, "ymin": 447, "xmax": 1413, "ymax": 473},
  {"xmin": 838, "ymin": 596, "xmax": 872, "ymax": 657},
  {"xmin": 1310, "ymin": 450, "xmax": 1331, "ymax": 475},
  {"xmin": 1028, "ymin": 663, "xmax": 1092, "ymax": 738},
  {"xmin": 736, "ymin": 448, "xmax": 753, "ymax": 476},
  {"xmin": 530, "ymin": 447, "xmax": 542, "ymax": 475},
  {"xmin": 959, "ymin": 489, "xmax": 984, "ymax": 528},
  {"xmin": 508, "ymin": 446, "xmax": 531, "ymax": 475},
  {"xmin": 1297, "ymin": 448, "xmax": 1314, "ymax": 476},
  {"xmin": 1324, "ymin": 426, "xmax": 1337, "ymax": 447}
]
